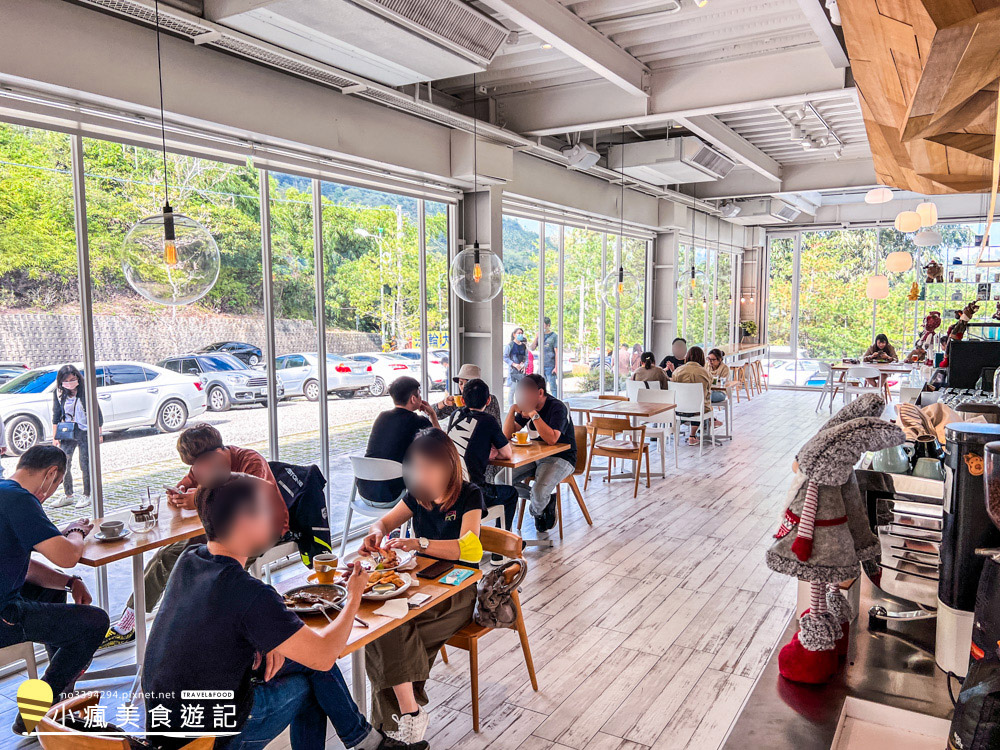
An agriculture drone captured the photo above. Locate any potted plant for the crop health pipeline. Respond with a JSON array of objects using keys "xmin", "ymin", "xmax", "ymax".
[{"xmin": 740, "ymin": 320, "xmax": 758, "ymax": 342}]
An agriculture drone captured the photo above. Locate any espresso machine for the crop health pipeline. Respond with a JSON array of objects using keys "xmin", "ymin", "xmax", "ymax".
[{"xmin": 936, "ymin": 423, "xmax": 1000, "ymax": 676}]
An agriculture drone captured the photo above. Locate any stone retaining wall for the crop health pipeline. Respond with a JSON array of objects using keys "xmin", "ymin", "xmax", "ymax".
[{"xmin": 0, "ymin": 313, "xmax": 381, "ymax": 368}]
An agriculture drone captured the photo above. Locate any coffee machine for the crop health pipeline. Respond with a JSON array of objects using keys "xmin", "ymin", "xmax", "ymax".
[{"xmin": 937, "ymin": 423, "xmax": 1000, "ymax": 676}]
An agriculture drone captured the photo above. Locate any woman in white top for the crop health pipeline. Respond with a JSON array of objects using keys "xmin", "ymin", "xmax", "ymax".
[{"xmin": 50, "ymin": 364, "xmax": 102, "ymax": 509}]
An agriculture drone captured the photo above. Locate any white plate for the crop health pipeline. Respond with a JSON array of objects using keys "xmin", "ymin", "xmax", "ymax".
[
  {"xmin": 358, "ymin": 549, "xmax": 417, "ymax": 572},
  {"xmin": 362, "ymin": 572, "xmax": 412, "ymax": 601}
]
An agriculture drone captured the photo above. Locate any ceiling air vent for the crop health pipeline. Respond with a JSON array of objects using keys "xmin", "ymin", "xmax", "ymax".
[
  {"xmin": 607, "ymin": 136, "xmax": 737, "ymax": 185},
  {"xmin": 727, "ymin": 199, "xmax": 809, "ymax": 226}
]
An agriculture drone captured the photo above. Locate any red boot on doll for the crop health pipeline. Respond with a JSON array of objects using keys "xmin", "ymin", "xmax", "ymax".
[{"xmin": 778, "ymin": 584, "xmax": 842, "ymax": 684}]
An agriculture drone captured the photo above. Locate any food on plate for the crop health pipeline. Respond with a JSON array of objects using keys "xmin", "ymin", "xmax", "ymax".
[
  {"xmin": 365, "ymin": 570, "xmax": 404, "ymax": 593},
  {"xmin": 373, "ymin": 547, "xmax": 398, "ymax": 569},
  {"xmin": 283, "ymin": 591, "xmax": 334, "ymax": 608}
]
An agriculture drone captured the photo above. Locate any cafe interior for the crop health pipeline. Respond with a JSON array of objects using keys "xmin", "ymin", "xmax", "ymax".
[{"xmin": 3, "ymin": 0, "xmax": 1000, "ymax": 748}]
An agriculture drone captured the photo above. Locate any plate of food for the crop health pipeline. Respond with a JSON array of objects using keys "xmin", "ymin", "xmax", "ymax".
[
  {"xmin": 358, "ymin": 547, "xmax": 417, "ymax": 572},
  {"xmin": 362, "ymin": 571, "xmax": 412, "ymax": 600},
  {"xmin": 282, "ymin": 584, "xmax": 347, "ymax": 614}
]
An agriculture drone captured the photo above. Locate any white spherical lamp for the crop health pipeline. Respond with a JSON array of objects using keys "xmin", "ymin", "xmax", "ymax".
[
  {"xmin": 122, "ymin": 207, "xmax": 220, "ymax": 306},
  {"xmin": 913, "ymin": 229, "xmax": 942, "ymax": 247},
  {"xmin": 865, "ymin": 187, "xmax": 892, "ymax": 204},
  {"xmin": 865, "ymin": 275, "xmax": 889, "ymax": 299},
  {"xmin": 916, "ymin": 201, "xmax": 938, "ymax": 227},
  {"xmin": 449, "ymin": 243, "xmax": 504, "ymax": 303},
  {"xmin": 885, "ymin": 251, "xmax": 913, "ymax": 273},
  {"xmin": 894, "ymin": 211, "xmax": 922, "ymax": 233}
]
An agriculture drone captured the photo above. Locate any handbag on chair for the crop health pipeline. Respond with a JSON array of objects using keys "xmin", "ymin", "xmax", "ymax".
[{"xmin": 474, "ymin": 558, "xmax": 528, "ymax": 629}]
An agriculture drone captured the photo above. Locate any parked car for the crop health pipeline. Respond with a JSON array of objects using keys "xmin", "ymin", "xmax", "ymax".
[
  {"xmin": 393, "ymin": 349, "xmax": 447, "ymax": 390},
  {"xmin": 347, "ymin": 352, "xmax": 420, "ymax": 397},
  {"xmin": 272, "ymin": 353, "xmax": 373, "ymax": 401},
  {"xmin": 0, "ymin": 362, "xmax": 207, "ymax": 455},
  {"xmin": 196, "ymin": 341, "xmax": 263, "ymax": 367},
  {"xmin": 158, "ymin": 353, "xmax": 283, "ymax": 411},
  {"xmin": 0, "ymin": 367, "xmax": 27, "ymax": 385}
]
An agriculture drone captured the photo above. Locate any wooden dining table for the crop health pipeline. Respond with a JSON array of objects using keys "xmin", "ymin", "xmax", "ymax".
[
  {"xmin": 278, "ymin": 556, "xmax": 481, "ymax": 713},
  {"xmin": 77, "ymin": 501, "xmax": 205, "ymax": 687},
  {"xmin": 489, "ymin": 441, "xmax": 571, "ymax": 548}
]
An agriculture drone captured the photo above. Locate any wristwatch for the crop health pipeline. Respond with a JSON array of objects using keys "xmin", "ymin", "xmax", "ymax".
[
  {"xmin": 64, "ymin": 575, "xmax": 82, "ymax": 592},
  {"xmin": 418, "ymin": 537, "xmax": 430, "ymax": 550}
]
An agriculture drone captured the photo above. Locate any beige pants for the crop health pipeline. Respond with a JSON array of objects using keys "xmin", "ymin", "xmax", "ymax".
[{"xmin": 364, "ymin": 585, "xmax": 476, "ymax": 731}]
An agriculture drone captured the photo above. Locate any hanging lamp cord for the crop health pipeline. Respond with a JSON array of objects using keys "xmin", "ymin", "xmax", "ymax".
[
  {"xmin": 619, "ymin": 125, "xmax": 625, "ymax": 268},
  {"xmin": 154, "ymin": 0, "xmax": 170, "ymax": 209},
  {"xmin": 472, "ymin": 72, "xmax": 478, "ymax": 248}
]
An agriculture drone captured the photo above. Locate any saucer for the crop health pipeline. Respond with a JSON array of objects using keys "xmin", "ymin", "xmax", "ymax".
[{"xmin": 95, "ymin": 529, "xmax": 132, "ymax": 543}]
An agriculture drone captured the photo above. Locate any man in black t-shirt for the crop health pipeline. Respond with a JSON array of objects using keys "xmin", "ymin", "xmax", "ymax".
[
  {"xmin": 446, "ymin": 379, "xmax": 519, "ymax": 528},
  {"xmin": 1, "ymin": 447, "xmax": 107, "ymax": 736},
  {"xmin": 143, "ymin": 474, "xmax": 427, "ymax": 750},
  {"xmin": 358, "ymin": 377, "xmax": 439, "ymax": 505},
  {"xmin": 659, "ymin": 337, "xmax": 688, "ymax": 375},
  {"xmin": 502, "ymin": 374, "xmax": 577, "ymax": 533}
]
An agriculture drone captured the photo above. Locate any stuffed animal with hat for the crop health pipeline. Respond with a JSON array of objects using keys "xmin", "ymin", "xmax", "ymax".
[{"xmin": 767, "ymin": 394, "xmax": 904, "ymax": 683}]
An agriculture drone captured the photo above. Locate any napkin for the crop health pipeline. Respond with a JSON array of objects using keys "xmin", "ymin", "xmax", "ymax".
[{"xmin": 373, "ymin": 598, "xmax": 409, "ymax": 619}]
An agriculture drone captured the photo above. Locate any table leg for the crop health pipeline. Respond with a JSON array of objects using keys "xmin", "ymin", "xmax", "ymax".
[
  {"xmin": 352, "ymin": 649, "xmax": 367, "ymax": 715},
  {"xmin": 126, "ymin": 554, "xmax": 147, "ymax": 705}
]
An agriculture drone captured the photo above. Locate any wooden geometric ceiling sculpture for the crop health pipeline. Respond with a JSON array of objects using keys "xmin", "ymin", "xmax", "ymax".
[{"xmin": 838, "ymin": 0, "xmax": 1000, "ymax": 194}]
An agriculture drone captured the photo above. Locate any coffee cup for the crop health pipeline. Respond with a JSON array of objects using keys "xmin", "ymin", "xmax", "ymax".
[
  {"xmin": 308, "ymin": 553, "xmax": 339, "ymax": 585},
  {"xmin": 100, "ymin": 520, "xmax": 125, "ymax": 538},
  {"xmin": 514, "ymin": 431, "xmax": 529, "ymax": 446},
  {"xmin": 912, "ymin": 457, "xmax": 945, "ymax": 481},
  {"xmin": 454, "ymin": 394, "xmax": 465, "ymax": 408}
]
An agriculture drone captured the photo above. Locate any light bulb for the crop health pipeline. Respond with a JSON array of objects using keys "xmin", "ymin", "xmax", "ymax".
[
  {"xmin": 473, "ymin": 262, "xmax": 483, "ymax": 283},
  {"xmin": 163, "ymin": 204, "xmax": 178, "ymax": 266}
]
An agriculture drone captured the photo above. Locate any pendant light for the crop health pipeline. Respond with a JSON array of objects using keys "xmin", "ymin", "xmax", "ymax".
[
  {"xmin": 866, "ymin": 226, "xmax": 889, "ymax": 299},
  {"xmin": 913, "ymin": 229, "xmax": 942, "ymax": 247},
  {"xmin": 449, "ymin": 73, "xmax": 504, "ymax": 303},
  {"xmin": 865, "ymin": 187, "xmax": 892, "ymax": 205},
  {"xmin": 916, "ymin": 200, "xmax": 938, "ymax": 227},
  {"xmin": 894, "ymin": 210, "xmax": 922, "ymax": 233},
  {"xmin": 600, "ymin": 126, "xmax": 639, "ymax": 309},
  {"xmin": 122, "ymin": 0, "xmax": 219, "ymax": 306},
  {"xmin": 885, "ymin": 251, "xmax": 914, "ymax": 272}
]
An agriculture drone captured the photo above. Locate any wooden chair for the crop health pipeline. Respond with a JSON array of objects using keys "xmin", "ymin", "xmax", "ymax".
[
  {"xmin": 515, "ymin": 425, "xmax": 594, "ymax": 539},
  {"xmin": 751, "ymin": 358, "xmax": 768, "ymax": 392},
  {"xmin": 584, "ymin": 417, "xmax": 651, "ymax": 498},
  {"xmin": 0, "ymin": 641, "xmax": 37, "ymax": 680},
  {"xmin": 598, "ymin": 394, "xmax": 628, "ymax": 401},
  {"xmin": 730, "ymin": 364, "xmax": 753, "ymax": 403},
  {"xmin": 38, "ymin": 692, "xmax": 214, "ymax": 750},
  {"xmin": 442, "ymin": 527, "xmax": 537, "ymax": 732}
]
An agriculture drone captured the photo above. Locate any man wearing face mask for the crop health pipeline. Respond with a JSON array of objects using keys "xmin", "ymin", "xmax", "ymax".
[{"xmin": 0, "ymin": 446, "xmax": 107, "ymax": 735}]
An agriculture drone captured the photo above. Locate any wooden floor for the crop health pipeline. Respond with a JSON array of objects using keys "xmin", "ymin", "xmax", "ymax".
[{"xmin": 0, "ymin": 389, "xmax": 830, "ymax": 750}]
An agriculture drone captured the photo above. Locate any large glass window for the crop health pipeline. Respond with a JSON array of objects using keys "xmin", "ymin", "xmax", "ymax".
[
  {"xmin": 562, "ymin": 228, "xmax": 603, "ymax": 395},
  {"xmin": 501, "ymin": 217, "xmax": 541, "ymax": 407}
]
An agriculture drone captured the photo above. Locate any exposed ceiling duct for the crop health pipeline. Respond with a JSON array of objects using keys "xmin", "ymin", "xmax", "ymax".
[
  {"xmin": 726, "ymin": 197, "xmax": 811, "ymax": 225},
  {"xmin": 607, "ymin": 136, "xmax": 736, "ymax": 186},
  {"xmin": 204, "ymin": 0, "xmax": 511, "ymax": 85}
]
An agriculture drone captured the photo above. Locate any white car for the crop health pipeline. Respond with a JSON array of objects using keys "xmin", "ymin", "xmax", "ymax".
[
  {"xmin": 347, "ymin": 352, "xmax": 421, "ymax": 397},
  {"xmin": 393, "ymin": 349, "xmax": 448, "ymax": 390},
  {"xmin": 0, "ymin": 362, "xmax": 208, "ymax": 455},
  {"xmin": 273, "ymin": 353, "xmax": 373, "ymax": 401}
]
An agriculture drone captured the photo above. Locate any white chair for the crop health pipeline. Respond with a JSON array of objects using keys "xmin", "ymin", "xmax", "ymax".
[
  {"xmin": 844, "ymin": 365, "xmax": 881, "ymax": 403},
  {"xmin": 815, "ymin": 362, "xmax": 839, "ymax": 413},
  {"xmin": 339, "ymin": 456, "xmax": 404, "ymax": 557},
  {"xmin": 625, "ymin": 379, "xmax": 661, "ymax": 401},
  {"xmin": 0, "ymin": 642, "xmax": 38, "ymax": 680},
  {"xmin": 668, "ymin": 381, "xmax": 714, "ymax": 456},
  {"xmin": 250, "ymin": 540, "xmax": 300, "ymax": 584},
  {"xmin": 636, "ymin": 388, "xmax": 678, "ymax": 474}
]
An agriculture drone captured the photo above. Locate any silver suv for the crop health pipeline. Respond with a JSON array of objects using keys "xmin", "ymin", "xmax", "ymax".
[{"xmin": 158, "ymin": 353, "xmax": 283, "ymax": 412}]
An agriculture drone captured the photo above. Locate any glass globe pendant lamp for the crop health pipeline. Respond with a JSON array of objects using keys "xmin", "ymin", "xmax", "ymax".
[
  {"xmin": 122, "ymin": 203, "xmax": 220, "ymax": 305},
  {"xmin": 122, "ymin": 0, "xmax": 219, "ymax": 306},
  {"xmin": 450, "ymin": 242, "xmax": 504, "ymax": 303},
  {"xmin": 601, "ymin": 264, "xmax": 639, "ymax": 310}
]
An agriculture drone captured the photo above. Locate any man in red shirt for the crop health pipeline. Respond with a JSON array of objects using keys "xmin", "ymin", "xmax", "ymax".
[{"xmin": 102, "ymin": 424, "xmax": 286, "ymax": 648}]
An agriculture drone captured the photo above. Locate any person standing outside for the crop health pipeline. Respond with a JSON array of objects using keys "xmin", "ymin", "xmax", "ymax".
[
  {"xmin": 503, "ymin": 328, "xmax": 528, "ymax": 404},
  {"xmin": 531, "ymin": 317, "xmax": 560, "ymax": 398},
  {"xmin": 50, "ymin": 365, "xmax": 103, "ymax": 509}
]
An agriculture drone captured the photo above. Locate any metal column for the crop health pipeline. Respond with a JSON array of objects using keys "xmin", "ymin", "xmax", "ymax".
[
  {"xmin": 312, "ymin": 181, "xmax": 331, "ymax": 487},
  {"xmin": 418, "ymin": 200, "xmax": 429, "ymax": 393},
  {"xmin": 599, "ymin": 233, "xmax": 608, "ymax": 394},
  {"xmin": 557, "ymin": 224, "xmax": 565, "ymax": 394},
  {"xmin": 259, "ymin": 169, "xmax": 280, "ymax": 460},
  {"xmin": 614, "ymin": 235, "xmax": 622, "ymax": 395},
  {"xmin": 70, "ymin": 134, "xmax": 109, "ymax": 609}
]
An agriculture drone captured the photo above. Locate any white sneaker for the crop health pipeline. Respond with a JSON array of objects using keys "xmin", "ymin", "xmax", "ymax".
[
  {"xmin": 74, "ymin": 495, "xmax": 92, "ymax": 509},
  {"xmin": 387, "ymin": 710, "xmax": 429, "ymax": 743},
  {"xmin": 49, "ymin": 494, "xmax": 75, "ymax": 508}
]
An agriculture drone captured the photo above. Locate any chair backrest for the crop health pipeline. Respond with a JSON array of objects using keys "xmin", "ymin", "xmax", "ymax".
[
  {"xmin": 573, "ymin": 424, "xmax": 588, "ymax": 474},
  {"xmin": 590, "ymin": 416, "xmax": 634, "ymax": 435},
  {"xmin": 480, "ymin": 525, "xmax": 524, "ymax": 559},
  {"xmin": 625, "ymin": 379, "xmax": 661, "ymax": 401},
  {"xmin": 635, "ymin": 388, "xmax": 676, "ymax": 426},
  {"xmin": 846, "ymin": 365, "xmax": 880, "ymax": 382},
  {"xmin": 598, "ymin": 394, "xmax": 628, "ymax": 401},
  {"xmin": 350, "ymin": 455, "xmax": 403, "ymax": 481},
  {"xmin": 668, "ymin": 380, "xmax": 706, "ymax": 414}
]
